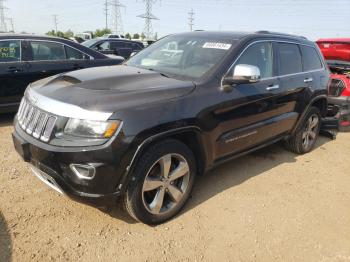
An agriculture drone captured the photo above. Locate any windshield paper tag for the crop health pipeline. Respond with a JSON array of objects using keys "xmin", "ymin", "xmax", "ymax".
[{"xmin": 203, "ymin": 42, "xmax": 232, "ymax": 50}]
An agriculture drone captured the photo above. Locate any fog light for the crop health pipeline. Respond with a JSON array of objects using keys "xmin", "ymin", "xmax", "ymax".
[{"xmin": 70, "ymin": 164, "xmax": 96, "ymax": 180}]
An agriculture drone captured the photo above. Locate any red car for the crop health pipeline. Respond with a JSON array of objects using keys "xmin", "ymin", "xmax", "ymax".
[{"xmin": 317, "ymin": 38, "xmax": 350, "ymax": 131}]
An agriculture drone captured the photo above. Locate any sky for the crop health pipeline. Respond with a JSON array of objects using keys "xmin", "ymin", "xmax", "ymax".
[{"xmin": 3, "ymin": 0, "xmax": 350, "ymax": 40}]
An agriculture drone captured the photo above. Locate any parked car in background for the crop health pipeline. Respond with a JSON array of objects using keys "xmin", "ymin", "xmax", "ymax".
[
  {"xmin": 75, "ymin": 32, "xmax": 93, "ymax": 42},
  {"xmin": 0, "ymin": 34, "xmax": 124, "ymax": 113},
  {"xmin": 102, "ymin": 34, "xmax": 125, "ymax": 39},
  {"xmin": 317, "ymin": 38, "xmax": 350, "ymax": 131},
  {"xmin": 82, "ymin": 38, "xmax": 144, "ymax": 59},
  {"xmin": 13, "ymin": 31, "xmax": 330, "ymax": 224}
]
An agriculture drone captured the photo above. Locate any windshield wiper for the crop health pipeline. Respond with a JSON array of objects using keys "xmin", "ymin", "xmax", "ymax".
[{"xmin": 145, "ymin": 68, "xmax": 171, "ymax": 78}]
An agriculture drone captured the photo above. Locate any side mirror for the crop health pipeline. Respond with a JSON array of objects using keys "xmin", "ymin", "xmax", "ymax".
[{"xmin": 222, "ymin": 64, "xmax": 261, "ymax": 91}]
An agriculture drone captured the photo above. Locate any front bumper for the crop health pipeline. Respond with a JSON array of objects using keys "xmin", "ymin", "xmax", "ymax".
[
  {"xmin": 328, "ymin": 96, "xmax": 350, "ymax": 132},
  {"xmin": 12, "ymin": 124, "xmax": 130, "ymax": 208}
]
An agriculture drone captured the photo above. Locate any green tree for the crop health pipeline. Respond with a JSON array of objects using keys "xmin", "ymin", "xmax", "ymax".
[
  {"xmin": 64, "ymin": 29, "xmax": 74, "ymax": 38},
  {"xmin": 125, "ymin": 33, "xmax": 131, "ymax": 40},
  {"xmin": 133, "ymin": 33, "xmax": 140, "ymax": 39},
  {"xmin": 141, "ymin": 33, "xmax": 146, "ymax": 40},
  {"xmin": 94, "ymin": 28, "xmax": 112, "ymax": 37},
  {"xmin": 46, "ymin": 30, "xmax": 56, "ymax": 37}
]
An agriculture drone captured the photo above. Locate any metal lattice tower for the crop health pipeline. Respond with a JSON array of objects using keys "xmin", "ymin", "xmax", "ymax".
[
  {"xmin": 110, "ymin": 0, "xmax": 125, "ymax": 34},
  {"xmin": 188, "ymin": 8, "xmax": 194, "ymax": 31},
  {"xmin": 6, "ymin": 17, "xmax": 13, "ymax": 32},
  {"xmin": 137, "ymin": 0, "xmax": 159, "ymax": 39},
  {"xmin": 0, "ymin": 0, "xmax": 7, "ymax": 33},
  {"xmin": 104, "ymin": 0, "xmax": 109, "ymax": 29},
  {"xmin": 52, "ymin": 14, "xmax": 58, "ymax": 33}
]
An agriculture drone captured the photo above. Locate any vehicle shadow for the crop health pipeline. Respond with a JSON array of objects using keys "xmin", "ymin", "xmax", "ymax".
[
  {"xmin": 182, "ymin": 136, "xmax": 331, "ymax": 216},
  {"xmin": 0, "ymin": 113, "xmax": 15, "ymax": 128},
  {"xmin": 0, "ymin": 212, "xmax": 12, "ymax": 262},
  {"xmin": 106, "ymin": 136, "xmax": 332, "ymax": 224}
]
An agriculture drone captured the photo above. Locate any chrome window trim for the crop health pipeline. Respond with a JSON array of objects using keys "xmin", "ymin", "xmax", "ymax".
[
  {"xmin": 0, "ymin": 39, "xmax": 22, "ymax": 63},
  {"xmin": 0, "ymin": 38, "xmax": 94, "ymax": 62},
  {"xmin": 27, "ymin": 39, "xmax": 94, "ymax": 61},
  {"xmin": 221, "ymin": 39, "xmax": 326, "ymax": 85},
  {"xmin": 27, "ymin": 87, "xmax": 113, "ymax": 121}
]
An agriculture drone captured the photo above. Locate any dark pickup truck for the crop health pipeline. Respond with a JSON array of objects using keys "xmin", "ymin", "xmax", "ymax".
[
  {"xmin": 0, "ymin": 34, "xmax": 124, "ymax": 113},
  {"xmin": 12, "ymin": 31, "xmax": 329, "ymax": 224}
]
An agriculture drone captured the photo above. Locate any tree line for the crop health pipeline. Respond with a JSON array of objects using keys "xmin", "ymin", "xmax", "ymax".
[{"xmin": 46, "ymin": 28, "xmax": 158, "ymax": 40}]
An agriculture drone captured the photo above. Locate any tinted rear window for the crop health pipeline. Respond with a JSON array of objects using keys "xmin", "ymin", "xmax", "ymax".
[
  {"xmin": 301, "ymin": 45, "xmax": 323, "ymax": 71},
  {"xmin": 276, "ymin": 43, "xmax": 302, "ymax": 75}
]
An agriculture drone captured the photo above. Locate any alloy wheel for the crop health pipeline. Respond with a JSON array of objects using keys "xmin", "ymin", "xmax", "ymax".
[
  {"xmin": 302, "ymin": 114, "xmax": 319, "ymax": 151},
  {"xmin": 141, "ymin": 154, "xmax": 190, "ymax": 215}
]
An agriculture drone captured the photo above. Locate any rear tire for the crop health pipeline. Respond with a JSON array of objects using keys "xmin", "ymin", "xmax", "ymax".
[
  {"xmin": 123, "ymin": 139, "xmax": 196, "ymax": 225},
  {"xmin": 285, "ymin": 106, "xmax": 321, "ymax": 154}
]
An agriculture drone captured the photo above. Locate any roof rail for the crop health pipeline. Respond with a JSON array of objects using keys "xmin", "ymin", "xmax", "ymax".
[{"xmin": 255, "ymin": 30, "xmax": 307, "ymax": 40}]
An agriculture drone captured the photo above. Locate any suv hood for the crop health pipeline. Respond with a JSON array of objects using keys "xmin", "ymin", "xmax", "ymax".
[{"xmin": 28, "ymin": 65, "xmax": 195, "ymax": 114}]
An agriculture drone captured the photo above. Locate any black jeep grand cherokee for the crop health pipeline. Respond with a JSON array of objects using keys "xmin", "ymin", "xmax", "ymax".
[{"xmin": 12, "ymin": 31, "xmax": 329, "ymax": 224}]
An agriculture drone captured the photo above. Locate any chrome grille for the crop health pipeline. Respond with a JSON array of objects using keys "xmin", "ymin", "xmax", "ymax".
[{"xmin": 17, "ymin": 98, "xmax": 57, "ymax": 142}]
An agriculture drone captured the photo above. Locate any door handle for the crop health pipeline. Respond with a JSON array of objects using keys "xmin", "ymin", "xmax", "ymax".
[
  {"xmin": 304, "ymin": 78, "xmax": 313, "ymax": 83},
  {"xmin": 266, "ymin": 84, "xmax": 280, "ymax": 91},
  {"xmin": 7, "ymin": 67, "xmax": 23, "ymax": 73}
]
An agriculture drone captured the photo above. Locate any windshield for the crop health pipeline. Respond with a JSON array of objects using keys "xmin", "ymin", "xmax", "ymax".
[
  {"xmin": 127, "ymin": 34, "xmax": 236, "ymax": 80},
  {"xmin": 82, "ymin": 39, "xmax": 100, "ymax": 47}
]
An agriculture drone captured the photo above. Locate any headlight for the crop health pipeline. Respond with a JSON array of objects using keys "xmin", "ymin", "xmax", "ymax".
[{"xmin": 64, "ymin": 119, "xmax": 122, "ymax": 139}]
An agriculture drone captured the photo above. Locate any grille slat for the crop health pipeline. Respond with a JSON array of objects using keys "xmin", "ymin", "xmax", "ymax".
[
  {"xmin": 33, "ymin": 113, "xmax": 48, "ymax": 139},
  {"xmin": 19, "ymin": 102, "xmax": 30, "ymax": 126},
  {"xmin": 41, "ymin": 116, "xmax": 57, "ymax": 142},
  {"xmin": 17, "ymin": 98, "xmax": 57, "ymax": 142},
  {"xmin": 17, "ymin": 99, "xmax": 25, "ymax": 121},
  {"xmin": 26, "ymin": 108, "xmax": 40, "ymax": 134}
]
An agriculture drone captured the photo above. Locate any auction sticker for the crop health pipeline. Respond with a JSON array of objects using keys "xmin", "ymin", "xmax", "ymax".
[
  {"xmin": 0, "ymin": 47, "xmax": 16, "ymax": 59},
  {"xmin": 203, "ymin": 42, "xmax": 232, "ymax": 50}
]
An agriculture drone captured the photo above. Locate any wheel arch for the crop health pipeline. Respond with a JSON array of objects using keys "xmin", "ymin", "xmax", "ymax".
[
  {"xmin": 292, "ymin": 95, "xmax": 327, "ymax": 134},
  {"xmin": 119, "ymin": 126, "xmax": 207, "ymax": 193}
]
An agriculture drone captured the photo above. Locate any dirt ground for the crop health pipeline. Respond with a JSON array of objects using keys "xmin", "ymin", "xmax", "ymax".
[{"xmin": 0, "ymin": 113, "xmax": 349, "ymax": 262}]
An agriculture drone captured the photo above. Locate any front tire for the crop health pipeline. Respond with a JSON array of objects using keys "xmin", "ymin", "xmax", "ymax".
[
  {"xmin": 123, "ymin": 139, "xmax": 196, "ymax": 225},
  {"xmin": 285, "ymin": 106, "xmax": 322, "ymax": 154}
]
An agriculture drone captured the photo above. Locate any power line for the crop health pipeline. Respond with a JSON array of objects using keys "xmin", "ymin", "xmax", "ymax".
[
  {"xmin": 0, "ymin": 0, "xmax": 7, "ymax": 32},
  {"xmin": 103, "ymin": 0, "xmax": 109, "ymax": 29},
  {"xmin": 110, "ymin": 0, "xmax": 125, "ymax": 34},
  {"xmin": 6, "ymin": 17, "xmax": 13, "ymax": 32},
  {"xmin": 137, "ymin": 0, "xmax": 159, "ymax": 39},
  {"xmin": 52, "ymin": 14, "xmax": 58, "ymax": 33},
  {"xmin": 188, "ymin": 8, "xmax": 194, "ymax": 31}
]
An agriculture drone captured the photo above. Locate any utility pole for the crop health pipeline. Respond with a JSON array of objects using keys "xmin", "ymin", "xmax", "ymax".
[
  {"xmin": 137, "ymin": 0, "xmax": 159, "ymax": 39},
  {"xmin": 6, "ymin": 17, "xmax": 13, "ymax": 32},
  {"xmin": 110, "ymin": 0, "xmax": 125, "ymax": 34},
  {"xmin": 52, "ymin": 14, "xmax": 58, "ymax": 33},
  {"xmin": 0, "ymin": 0, "xmax": 7, "ymax": 33},
  {"xmin": 188, "ymin": 8, "xmax": 194, "ymax": 31},
  {"xmin": 103, "ymin": 0, "xmax": 109, "ymax": 30}
]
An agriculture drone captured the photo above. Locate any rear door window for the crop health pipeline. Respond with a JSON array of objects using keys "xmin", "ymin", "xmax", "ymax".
[
  {"xmin": 276, "ymin": 43, "xmax": 302, "ymax": 75},
  {"xmin": 29, "ymin": 41, "xmax": 66, "ymax": 61},
  {"xmin": 301, "ymin": 45, "xmax": 323, "ymax": 71},
  {"xmin": 65, "ymin": 45, "xmax": 90, "ymax": 60},
  {"xmin": 110, "ymin": 41, "xmax": 125, "ymax": 50},
  {"xmin": 0, "ymin": 40, "xmax": 21, "ymax": 62}
]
